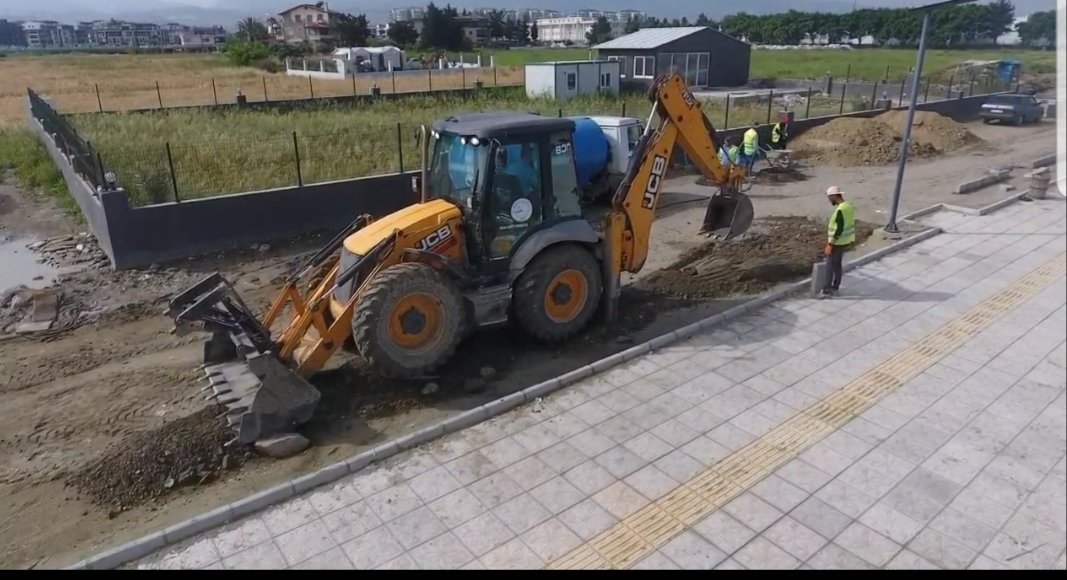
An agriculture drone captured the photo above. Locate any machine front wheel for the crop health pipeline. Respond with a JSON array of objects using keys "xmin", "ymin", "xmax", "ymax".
[
  {"xmin": 513, "ymin": 245, "xmax": 603, "ymax": 342},
  {"xmin": 353, "ymin": 262, "xmax": 467, "ymax": 377}
]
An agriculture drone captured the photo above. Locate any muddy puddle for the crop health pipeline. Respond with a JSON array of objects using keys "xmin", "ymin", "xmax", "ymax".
[{"xmin": 0, "ymin": 235, "xmax": 61, "ymax": 290}]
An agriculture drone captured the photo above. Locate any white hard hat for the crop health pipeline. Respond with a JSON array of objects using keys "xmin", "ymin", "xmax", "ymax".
[{"xmin": 826, "ymin": 186, "xmax": 844, "ymax": 197}]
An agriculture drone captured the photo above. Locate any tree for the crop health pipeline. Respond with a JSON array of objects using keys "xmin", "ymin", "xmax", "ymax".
[
  {"xmin": 585, "ymin": 16, "xmax": 613, "ymax": 45},
  {"xmin": 983, "ymin": 0, "xmax": 1016, "ymax": 39},
  {"xmin": 388, "ymin": 20, "xmax": 420, "ymax": 47},
  {"xmin": 530, "ymin": 20, "xmax": 539, "ymax": 42},
  {"xmin": 421, "ymin": 3, "xmax": 465, "ymax": 51},
  {"xmin": 1016, "ymin": 10, "xmax": 1054, "ymax": 46},
  {"xmin": 487, "ymin": 9, "xmax": 507, "ymax": 38},
  {"xmin": 334, "ymin": 13, "xmax": 370, "ymax": 47},
  {"xmin": 624, "ymin": 15, "xmax": 641, "ymax": 34},
  {"xmin": 695, "ymin": 13, "xmax": 711, "ymax": 27},
  {"xmin": 235, "ymin": 18, "xmax": 268, "ymax": 43}
]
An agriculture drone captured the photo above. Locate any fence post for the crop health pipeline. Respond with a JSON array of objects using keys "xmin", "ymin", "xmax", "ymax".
[
  {"xmin": 95, "ymin": 83, "xmax": 103, "ymax": 113},
  {"xmin": 211, "ymin": 78, "xmax": 218, "ymax": 106},
  {"xmin": 724, "ymin": 94, "xmax": 731, "ymax": 128},
  {"xmin": 947, "ymin": 74, "xmax": 954, "ymax": 98},
  {"xmin": 923, "ymin": 79, "xmax": 930, "ymax": 103},
  {"xmin": 263, "ymin": 77, "xmax": 269, "ymax": 102},
  {"xmin": 428, "ymin": 69, "xmax": 432, "ymax": 92},
  {"xmin": 558, "ymin": 108, "xmax": 562, "ymax": 118},
  {"xmin": 884, "ymin": 65, "xmax": 890, "ymax": 83},
  {"xmin": 462, "ymin": 67, "xmax": 466, "ymax": 89},
  {"xmin": 845, "ymin": 63, "xmax": 851, "ymax": 83},
  {"xmin": 871, "ymin": 81, "xmax": 879, "ymax": 109},
  {"xmin": 292, "ymin": 131, "xmax": 303, "ymax": 187},
  {"xmin": 308, "ymin": 76, "xmax": 315, "ymax": 99},
  {"xmin": 352, "ymin": 73, "xmax": 357, "ymax": 96},
  {"xmin": 396, "ymin": 122, "xmax": 404, "ymax": 173},
  {"xmin": 839, "ymin": 83, "xmax": 846, "ymax": 114},
  {"xmin": 164, "ymin": 142, "xmax": 180, "ymax": 202},
  {"xmin": 766, "ymin": 89, "xmax": 774, "ymax": 124},
  {"xmin": 803, "ymin": 89, "xmax": 810, "ymax": 119},
  {"xmin": 898, "ymin": 77, "xmax": 906, "ymax": 107},
  {"xmin": 156, "ymin": 81, "xmax": 163, "ymax": 108},
  {"xmin": 493, "ymin": 66, "xmax": 498, "ymax": 86},
  {"xmin": 391, "ymin": 70, "xmax": 396, "ymax": 94}
]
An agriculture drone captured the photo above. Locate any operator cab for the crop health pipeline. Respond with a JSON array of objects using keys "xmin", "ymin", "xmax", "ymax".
[{"xmin": 424, "ymin": 113, "xmax": 585, "ymax": 267}]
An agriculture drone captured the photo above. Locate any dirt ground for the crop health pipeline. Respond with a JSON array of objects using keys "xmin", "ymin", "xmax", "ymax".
[{"xmin": 0, "ymin": 117, "xmax": 1056, "ymax": 569}]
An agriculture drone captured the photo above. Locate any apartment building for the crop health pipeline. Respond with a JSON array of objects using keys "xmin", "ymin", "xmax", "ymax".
[
  {"xmin": 535, "ymin": 16, "xmax": 627, "ymax": 45},
  {"xmin": 21, "ymin": 20, "xmax": 76, "ymax": 48},
  {"xmin": 1, "ymin": 19, "xmax": 25, "ymax": 46}
]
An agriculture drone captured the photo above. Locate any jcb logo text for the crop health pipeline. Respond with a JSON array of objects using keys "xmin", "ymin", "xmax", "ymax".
[
  {"xmin": 415, "ymin": 226, "xmax": 454, "ymax": 253},
  {"xmin": 642, "ymin": 155, "xmax": 667, "ymax": 209}
]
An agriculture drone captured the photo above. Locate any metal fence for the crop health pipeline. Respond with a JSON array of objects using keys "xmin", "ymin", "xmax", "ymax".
[{"xmin": 27, "ymin": 88, "xmax": 117, "ymax": 193}]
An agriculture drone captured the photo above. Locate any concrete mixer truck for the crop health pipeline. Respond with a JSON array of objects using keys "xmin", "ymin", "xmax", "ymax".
[{"xmin": 565, "ymin": 115, "xmax": 646, "ymax": 204}]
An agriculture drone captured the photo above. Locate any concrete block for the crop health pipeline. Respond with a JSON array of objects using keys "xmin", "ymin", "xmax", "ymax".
[
  {"xmin": 84, "ymin": 532, "xmax": 167, "ymax": 570},
  {"xmin": 955, "ymin": 168, "xmax": 1011, "ymax": 195},
  {"xmin": 1031, "ymin": 153, "xmax": 1056, "ymax": 169},
  {"xmin": 437, "ymin": 406, "xmax": 490, "ymax": 433},
  {"xmin": 163, "ymin": 504, "xmax": 235, "ymax": 544},
  {"xmin": 230, "ymin": 482, "xmax": 296, "ymax": 519},
  {"xmin": 811, "ymin": 262, "xmax": 827, "ymax": 296},
  {"xmin": 344, "ymin": 450, "xmax": 376, "ymax": 474},
  {"xmin": 291, "ymin": 461, "xmax": 350, "ymax": 494}
]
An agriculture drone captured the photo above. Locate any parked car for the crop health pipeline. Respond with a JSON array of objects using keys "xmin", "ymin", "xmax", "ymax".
[{"xmin": 980, "ymin": 93, "xmax": 1044, "ymax": 126}]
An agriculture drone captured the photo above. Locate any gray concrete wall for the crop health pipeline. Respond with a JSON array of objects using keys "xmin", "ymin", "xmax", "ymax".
[{"xmin": 26, "ymin": 100, "xmax": 118, "ymax": 263}]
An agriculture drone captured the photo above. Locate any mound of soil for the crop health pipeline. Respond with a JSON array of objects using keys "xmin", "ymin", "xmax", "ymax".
[
  {"xmin": 791, "ymin": 111, "xmax": 982, "ymax": 166},
  {"xmin": 67, "ymin": 409, "xmax": 251, "ymax": 513},
  {"xmin": 875, "ymin": 110, "xmax": 981, "ymax": 153},
  {"xmin": 636, "ymin": 216, "xmax": 874, "ymax": 300}
]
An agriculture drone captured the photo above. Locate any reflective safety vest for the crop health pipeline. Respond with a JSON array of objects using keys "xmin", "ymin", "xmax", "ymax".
[
  {"xmin": 828, "ymin": 200, "xmax": 856, "ymax": 246},
  {"xmin": 727, "ymin": 145, "xmax": 739, "ymax": 164},
  {"xmin": 771, "ymin": 123, "xmax": 783, "ymax": 143},
  {"xmin": 742, "ymin": 128, "xmax": 759, "ymax": 154}
]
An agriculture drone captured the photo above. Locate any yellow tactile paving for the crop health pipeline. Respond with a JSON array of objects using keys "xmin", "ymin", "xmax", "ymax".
[{"xmin": 550, "ymin": 253, "xmax": 1066, "ymax": 570}]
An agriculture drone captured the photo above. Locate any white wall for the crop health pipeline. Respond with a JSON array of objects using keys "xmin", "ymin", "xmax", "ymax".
[{"xmin": 525, "ymin": 64, "xmax": 558, "ymax": 99}]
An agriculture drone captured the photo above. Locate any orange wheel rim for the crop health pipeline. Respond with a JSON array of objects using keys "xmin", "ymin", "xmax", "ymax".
[
  {"xmin": 388, "ymin": 292, "xmax": 444, "ymax": 351},
  {"xmin": 543, "ymin": 269, "xmax": 588, "ymax": 324}
]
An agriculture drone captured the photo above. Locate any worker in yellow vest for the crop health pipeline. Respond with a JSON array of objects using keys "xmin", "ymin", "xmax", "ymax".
[
  {"xmin": 771, "ymin": 121, "xmax": 788, "ymax": 150},
  {"xmin": 741, "ymin": 122, "xmax": 760, "ymax": 174},
  {"xmin": 821, "ymin": 185, "xmax": 856, "ymax": 298}
]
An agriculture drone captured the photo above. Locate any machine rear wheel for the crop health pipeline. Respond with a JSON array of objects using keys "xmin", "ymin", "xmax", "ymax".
[
  {"xmin": 353, "ymin": 262, "xmax": 466, "ymax": 377},
  {"xmin": 513, "ymin": 245, "xmax": 602, "ymax": 342}
]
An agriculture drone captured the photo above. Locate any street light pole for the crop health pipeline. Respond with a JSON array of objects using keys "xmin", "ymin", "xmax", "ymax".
[
  {"xmin": 884, "ymin": 0, "xmax": 976, "ymax": 235},
  {"xmin": 885, "ymin": 10, "xmax": 930, "ymax": 235}
]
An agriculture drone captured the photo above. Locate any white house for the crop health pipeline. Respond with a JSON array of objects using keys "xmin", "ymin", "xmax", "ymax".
[
  {"xmin": 333, "ymin": 46, "xmax": 405, "ymax": 71},
  {"xmin": 525, "ymin": 60, "xmax": 620, "ymax": 101}
]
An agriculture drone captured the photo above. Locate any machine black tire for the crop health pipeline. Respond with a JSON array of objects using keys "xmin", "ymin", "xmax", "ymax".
[
  {"xmin": 513, "ymin": 244, "xmax": 603, "ymax": 342},
  {"xmin": 353, "ymin": 262, "xmax": 467, "ymax": 378}
]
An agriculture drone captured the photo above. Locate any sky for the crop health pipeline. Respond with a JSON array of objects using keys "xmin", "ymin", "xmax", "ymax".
[{"xmin": 0, "ymin": 0, "xmax": 1056, "ymax": 26}]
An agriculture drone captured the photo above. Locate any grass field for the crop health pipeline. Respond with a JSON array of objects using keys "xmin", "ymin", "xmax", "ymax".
[
  {"xmin": 70, "ymin": 89, "xmax": 863, "ymax": 205},
  {"xmin": 3, "ymin": 46, "xmax": 1045, "ymax": 206},
  {"xmin": 1, "ymin": 46, "xmax": 1051, "ymax": 125}
]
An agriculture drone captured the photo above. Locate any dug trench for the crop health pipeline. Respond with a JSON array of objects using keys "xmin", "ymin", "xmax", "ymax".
[{"xmin": 2, "ymin": 214, "xmax": 877, "ymax": 569}]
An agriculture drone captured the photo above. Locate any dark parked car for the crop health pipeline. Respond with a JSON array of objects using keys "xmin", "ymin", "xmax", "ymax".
[{"xmin": 980, "ymin": 93, "xmax": 1044, "ymax": 125}]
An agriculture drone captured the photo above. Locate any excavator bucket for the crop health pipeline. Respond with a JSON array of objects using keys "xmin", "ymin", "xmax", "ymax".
[
  {"xmin": 168, "ymin": 273, "xmax": 321, "ymax": 445},
  {"xmin": 702, "ymin": 191, "xmax": 754, "ymax": 239}
]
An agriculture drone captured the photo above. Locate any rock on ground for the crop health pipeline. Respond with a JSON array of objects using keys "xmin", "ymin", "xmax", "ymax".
[{"xmin": 254, "ymin": 433, "xmax": 310, "ymax": 458}]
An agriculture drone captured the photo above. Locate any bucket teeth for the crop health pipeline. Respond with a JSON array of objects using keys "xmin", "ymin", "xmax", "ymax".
[{"xmin": 209, "ymin": 375, "xmax": 228, "ymax": 386}]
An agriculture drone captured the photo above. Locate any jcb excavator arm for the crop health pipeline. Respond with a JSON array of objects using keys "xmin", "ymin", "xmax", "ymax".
[{"xmin": 601, "ymin": 74, "xmax": 753, "ymax": 321}]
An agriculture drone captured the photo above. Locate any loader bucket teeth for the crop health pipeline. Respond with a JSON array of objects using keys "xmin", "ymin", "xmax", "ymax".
[{"xmin": 702, "ymin": 193, "xmax": 754, "ymax": 239}]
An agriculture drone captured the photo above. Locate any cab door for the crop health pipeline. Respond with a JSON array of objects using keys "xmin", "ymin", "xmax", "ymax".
[{"xmin": 481, "ymin": 139, "xmax": 545, "ymax": 263}]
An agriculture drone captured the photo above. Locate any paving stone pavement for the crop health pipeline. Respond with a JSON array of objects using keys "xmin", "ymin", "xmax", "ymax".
[{"xmin": 129, "ymin": 200, "xmax": 1067, "ymax": 570}]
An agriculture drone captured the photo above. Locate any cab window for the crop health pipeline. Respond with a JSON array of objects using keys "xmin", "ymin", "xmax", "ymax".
[
  {"xmin": 486, "ymin": 141, "xmax": 542, "ymax": 259},
  {"xmin": 548, "ymin": 131, "xmax": 582, "ymax": 218}
]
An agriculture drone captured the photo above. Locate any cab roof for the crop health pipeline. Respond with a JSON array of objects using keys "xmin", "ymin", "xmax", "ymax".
[{"xmin": 431, "ymin": 112, "xmax": 574, "ymax": 140}]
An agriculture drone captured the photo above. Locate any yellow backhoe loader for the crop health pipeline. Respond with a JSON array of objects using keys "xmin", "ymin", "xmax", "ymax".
[{"xmin": 167, "ymin": 74, "xmax": 753, "ymax": 444}]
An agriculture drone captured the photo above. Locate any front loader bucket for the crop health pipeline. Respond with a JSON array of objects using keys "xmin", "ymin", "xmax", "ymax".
[
  {"xmin": 170, "ymin": 273, "xmax": 322, "ymax": 445},
  {"xmin": 701, "ymin": 192, "xmax": 754, "ymax": 239},
  {"xmin": 202, "ymin": 337, "xmax": 321, "ymax": 445}
]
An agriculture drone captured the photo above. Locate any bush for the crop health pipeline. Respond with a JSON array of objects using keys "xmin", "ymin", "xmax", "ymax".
[
  {"xmin": 253, "ymin": 57, "xmax": 283, "ymax": 73},
  {"xmin": 222, "ymin": 41, "xmax": 271, "ymax": 67},
  {"xmin": 0, "ymin": 129, "xmax": 80, "ymax": 217}
]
